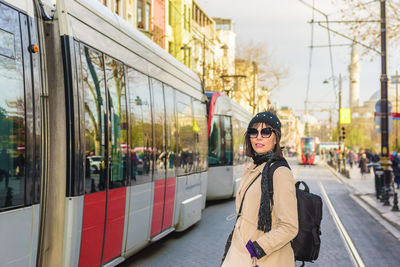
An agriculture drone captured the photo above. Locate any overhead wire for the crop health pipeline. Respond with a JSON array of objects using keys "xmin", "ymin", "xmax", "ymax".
[{"xmin": 305, "ymin": 0, "xmax": 315, "ymax": 121}]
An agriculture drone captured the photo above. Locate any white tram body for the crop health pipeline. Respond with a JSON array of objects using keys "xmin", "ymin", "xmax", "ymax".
[
  {"xmin": 0, "ymin": 0, "xmax": 208, "ymax": 266},
  {"xmin": 206, "ymin": 92, "xmax": 252, "ymax": 200}
]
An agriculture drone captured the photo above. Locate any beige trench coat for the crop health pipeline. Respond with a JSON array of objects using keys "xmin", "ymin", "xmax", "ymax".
[{"xmin": 222, "ymin": 162, "xmax": 298, "ymax": 267}]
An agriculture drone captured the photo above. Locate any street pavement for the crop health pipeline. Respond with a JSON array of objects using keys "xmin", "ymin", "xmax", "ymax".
[
  {"xmin": 325, "ymin": 161, "xmax": 400, "ymax": 238},
  {"xmin": 120, "ymin": 158, "xmax": 400, "ymax": 267}
]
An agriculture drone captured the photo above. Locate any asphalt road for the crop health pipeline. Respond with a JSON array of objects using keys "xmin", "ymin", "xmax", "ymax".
[{"xmin": 120, "ymin": 159, "xmax": 400, "ymax": 267}]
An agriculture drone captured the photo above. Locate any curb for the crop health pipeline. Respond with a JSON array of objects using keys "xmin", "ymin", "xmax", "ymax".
[
  {"xmin": 351, "ymin": 194, "xmax": 400, "ymax": 241},
  {"xmin": 323, "ymin": 161, "xmax": 400, "ymax": 240}
]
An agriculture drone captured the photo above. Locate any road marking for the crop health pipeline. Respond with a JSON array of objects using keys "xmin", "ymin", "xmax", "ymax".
[{"xmin": 318, "ymin": 181, "xmax": 366, "ymax": 267}]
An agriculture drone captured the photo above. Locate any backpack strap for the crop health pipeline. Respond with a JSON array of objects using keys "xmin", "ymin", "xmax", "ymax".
[
  {"xmin": 237, "ymin": 173, "xmax": 261, "ymax": 220},
  {"xmin": 264, "ymin": 158, "xmax": 290, "ymax": 206}
]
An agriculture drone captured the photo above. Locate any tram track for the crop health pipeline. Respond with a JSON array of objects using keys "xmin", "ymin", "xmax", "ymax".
[{"xmin": 318, "ymin": 181, "xmax": 366, "ymax": 267}]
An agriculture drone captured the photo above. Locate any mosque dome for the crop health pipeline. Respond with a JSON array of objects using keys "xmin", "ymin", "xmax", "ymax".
[
  {"xmin": 368, "ymin": 90, "xmax": 380, "ymax": 101},
  {"xmin": 368, "ymin": 86, "xmax": 397, "ymax": 102}
]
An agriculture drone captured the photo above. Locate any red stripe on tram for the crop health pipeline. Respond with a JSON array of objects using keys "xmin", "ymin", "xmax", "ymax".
[
  {"xmin": 103, "ymin": 187, "xmax": 126, "ymax": 263},
  {"xmin": 163, "ymin": 177, "xmax": 176, "ymax": 230},
  {"xmin": 79, "ymin": 191, "xmax": 107, "ymax": 267},
  {"xmin": 151, "ymin": 179, "xmax": 166, "ymax": 237}
]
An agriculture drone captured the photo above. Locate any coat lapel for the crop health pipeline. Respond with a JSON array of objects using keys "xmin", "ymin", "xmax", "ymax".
[{"xmin": 236, "ymin": 162, "xmax": 265, "ymax": 213}]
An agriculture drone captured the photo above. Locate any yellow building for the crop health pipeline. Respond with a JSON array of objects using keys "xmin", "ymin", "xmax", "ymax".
[
  {"xmin": 190, "ymin": 1, "xmax": 215, "ymax": 83},
  {"xmin": 166, "ymin": 0, "xmax": 193, "ymax": 64}
]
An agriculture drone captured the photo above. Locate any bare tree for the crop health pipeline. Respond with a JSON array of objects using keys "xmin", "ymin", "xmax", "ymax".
[
  {"xmin": 332, "ymin": 0, "xmax": 400, "ymax": 56},
  {"xmin": 233, "ymin": 41, "xmax": 288, "ymax": 113}
]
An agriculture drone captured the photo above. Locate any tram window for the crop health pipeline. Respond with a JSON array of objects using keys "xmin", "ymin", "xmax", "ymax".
[
  {"xmin": 0, "ymin": 8, "xmax": 26, "ymax": 209},
  {"xmin": 232, "ymin": 118, "xmax": 246, "ymax": 165},
  {"xmin": 192, "ymin": 100, "xmax": 207, "ymax": 172},
  {"xmin": 81, "ymin": 46, "xmax": 107, "ymax": 194},
  {"xmin": 303, "ymin": 138, "xmax": 314, "ymax": 154},
  {"xmin": 151, "ymin": 79, "xmax": 166, "ymax": 181},
  {"xmin": 127, "ymin": 68, "xmax": 152, "ymax": 185},
  {"xmin": 74, "ymin": 41, "xmax": 85, "ymax": 196},
  {"xmin": 223, "ymin": 116, "xmax": 233, "ymax": 165},
  {"xmin": 208, "ymin": 115, "xmax": 222, "ymax": 166},
  {"xmin": 175, "ymin": 91, "xmax": 194, "ymax": 175},
  {"xmin": 105, "ymin": 56, "xmax": 127, "ymax": 189},
  {"xmin": 164, "ymin": 85, "xmax": 176, "ymax": 178}
]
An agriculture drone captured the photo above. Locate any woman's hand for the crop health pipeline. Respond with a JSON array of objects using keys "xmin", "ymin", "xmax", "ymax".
[{"xmin": 246, "ymin": 241, "xmax": 259, "ymax": 267}]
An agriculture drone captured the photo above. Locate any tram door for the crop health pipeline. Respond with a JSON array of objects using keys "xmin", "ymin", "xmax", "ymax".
[
  {"xmin": 150, "ymin": 79, "xmax": 172, "ymax": 237},
  {"xmin": 0, "ymin": 2, "xmax": 41, "ymax": 266},
  {"xmin": 79, "ymin": 47, "xmax": 127, "ymax": 266}
]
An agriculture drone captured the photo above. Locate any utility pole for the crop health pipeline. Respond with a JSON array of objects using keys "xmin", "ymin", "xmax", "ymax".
[
  {"xmin": 379, "ymin": 0, "xmax": 392, "ymax": 207},
  {"xmin": 338, "ymin": 74, "xmax": 342, "ymax": 171},
  {"xmin": 396, "ymin": 70, "xmax": 399, "ymax": 152}
]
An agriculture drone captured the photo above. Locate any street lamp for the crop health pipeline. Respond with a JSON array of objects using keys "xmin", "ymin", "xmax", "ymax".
[{"xmin": 220, "ymin": 74, "xmax": 246, "ymax": 97}]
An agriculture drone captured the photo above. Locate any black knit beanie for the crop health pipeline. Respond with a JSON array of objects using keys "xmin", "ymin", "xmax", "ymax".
[{"xmin": 248, "ymin": 111, "xmax": 281, "ymax": 133}]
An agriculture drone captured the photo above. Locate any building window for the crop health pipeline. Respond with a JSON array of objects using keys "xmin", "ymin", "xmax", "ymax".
[
  {"xmin": 115, "ymin": 0, "xmax": 120, "ymax": 15},
  {"xmin": 145, "ymin": 2, "xmax": 151, "ymax": 31},
  {"xmin": 137, "ymin": 0, "xmax": 143, "ymax": 28}
]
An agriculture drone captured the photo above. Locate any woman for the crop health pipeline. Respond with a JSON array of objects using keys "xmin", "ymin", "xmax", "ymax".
[
  {"xmin": 360, "ymin": 153, "xmax": 369, "ymax": 179},
  {"xmin": 221, "ymin": 111, "xmax": 298, "ymax": 267}
]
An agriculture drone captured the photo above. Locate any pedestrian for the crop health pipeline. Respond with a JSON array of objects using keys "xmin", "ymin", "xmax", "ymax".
[
  {"xmin": 391, "ymin": 152, "xmax": 400, "ymax": 189},
  {"xmin": 360, "ymin": 153, "xmax": 369, "ymax": 179},
  {"xmin": 305, "ymin": 149, "xmax": 311, "ymax": 167},
  {"xmin": 347, "ymin": 150, "xmax": 355, "ymax": 169},
  {"xmin": 221, "ymin": 110, "xmax": 298, "ymax": 267}
]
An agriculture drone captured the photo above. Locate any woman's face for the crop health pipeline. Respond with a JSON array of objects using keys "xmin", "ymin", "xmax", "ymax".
[{"xmin": 249, "ymin": 123, "xmax": 276, "ymax": 154}]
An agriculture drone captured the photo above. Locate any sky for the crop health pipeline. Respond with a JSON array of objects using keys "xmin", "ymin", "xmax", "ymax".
[{"xmin": 196, "ymin": 0, "xmax": 398, "ymax": 121}]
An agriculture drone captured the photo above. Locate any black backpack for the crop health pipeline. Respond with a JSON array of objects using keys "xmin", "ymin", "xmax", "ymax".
[
  {"xmin": 267, "ymin": 161, "xmax": 323, "ymax": 265},
  {"xmin": 292, "ymin": 181, "xmax": 323, "ymax": 266}
]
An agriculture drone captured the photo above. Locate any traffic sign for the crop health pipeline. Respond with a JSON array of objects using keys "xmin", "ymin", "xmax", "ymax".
[
  {"xmin": 340, "ymin": 108, "xmax": 351, "ymax": 124},
  {"xmin": 375, "ymin": 99, "xmax": 392, "ymax": 113},
  {"xmin": 374, "ymin": 114, "xmax": 393, "ymax": 133}
]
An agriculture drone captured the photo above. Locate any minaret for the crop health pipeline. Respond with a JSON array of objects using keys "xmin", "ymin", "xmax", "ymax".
[{"xmin": 349, "ymin": 42, "xmax": 360, "ymax": 109}]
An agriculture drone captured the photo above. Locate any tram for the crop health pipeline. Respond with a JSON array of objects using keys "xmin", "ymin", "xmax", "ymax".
[
  {"xmin": 0, "ymin": 0, "xmax": 208, "ymax": 266},
  {"xmin": 206, "ymin": 92, "xmax": 252, "ymax": 200},
  {"xmin": 297, "ymin": 136, "xmax": 321, "ymax": 165}
]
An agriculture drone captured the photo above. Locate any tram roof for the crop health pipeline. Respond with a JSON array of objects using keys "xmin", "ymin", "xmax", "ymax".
[
  {"xmin": 4, "ymin": 0, "xmax": 35, "ymax": 17},
  {"xmin": 58, "ymin": 0, "xmax": 203, "ymax": 100}
]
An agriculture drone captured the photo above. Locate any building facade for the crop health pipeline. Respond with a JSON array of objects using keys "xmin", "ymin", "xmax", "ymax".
[
  {"xmin": 152, "ymin": 0, "xmax": 166, "ymax": 48},
  {"xmin": 214, "ymin": 18, "xmax": 235, "ymax": 76},
  {"xmin": 98, "ymin": 0, "xmax": 238, "ymax": 95}
]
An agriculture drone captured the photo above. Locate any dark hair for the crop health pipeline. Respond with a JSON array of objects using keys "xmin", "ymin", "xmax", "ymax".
[{"xmin": 244, "ymin": 123, "xmax": 283, "ymax": 158}]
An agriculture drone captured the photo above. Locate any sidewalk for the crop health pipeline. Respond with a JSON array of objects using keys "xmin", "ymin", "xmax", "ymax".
[{"xmin": 325, "ymin": 162, "xmax": 400, "ymax": 240}]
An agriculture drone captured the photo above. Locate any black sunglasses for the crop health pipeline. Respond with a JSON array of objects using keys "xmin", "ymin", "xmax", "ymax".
[{"xmin": 248, "ymin": 127, "xmax": 274, "ymax": 138}]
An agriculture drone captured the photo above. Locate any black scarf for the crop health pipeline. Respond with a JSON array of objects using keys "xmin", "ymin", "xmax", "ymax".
[{"xmin": 252, "ymin": 151, "xmax": 279, "ymax": 232}]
